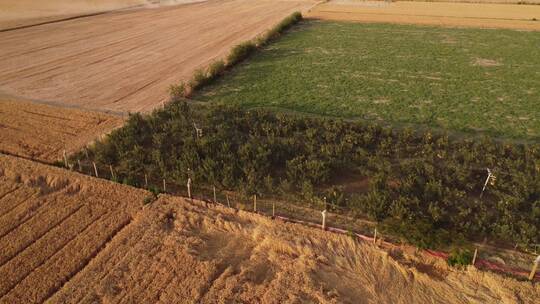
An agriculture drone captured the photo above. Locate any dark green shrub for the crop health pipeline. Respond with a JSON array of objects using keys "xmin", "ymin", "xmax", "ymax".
[
  {"xmin": 226, "ymin": 42, "xmax": 257, "ymax": 67},
  {"xmin": 169, "ymin": 83, "xmax": 186, "ymax": 101},
  {"xmin": 447, "ymin": 248, "xmax": 473, "ymax": 267},
  {"xmin": 207, "ymin": 60, "xmax": 226, "ymax": 80}
]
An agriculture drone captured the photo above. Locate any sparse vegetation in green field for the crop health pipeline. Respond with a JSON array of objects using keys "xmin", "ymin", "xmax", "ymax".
[{"xmin": 195, "ymin": 21, "xmax": 540, "ymax": 139}]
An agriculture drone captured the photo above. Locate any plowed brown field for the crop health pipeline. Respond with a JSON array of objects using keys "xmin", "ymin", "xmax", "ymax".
[
  {"xmin": 0, "ymin": 154, "xmax": 148, "ymax": 304},
  {"xmin": 0, "ymin": 0, "xmax": 315, "ymax": 113},
  {"xmin": 0, "ymin": 94, "xmax": 123, "ymax": 163},
  {"xmin": 307, "ymin": 1, "xmax": 540, "ymax": 30}
]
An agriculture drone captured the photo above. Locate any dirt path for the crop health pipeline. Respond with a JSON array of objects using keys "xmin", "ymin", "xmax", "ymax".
[
  {"xmin": 307, "ymin": 1, "xmax": 540, "ymax": 30},
  {"xmin": 0, "ymin": 0, "xmax": 315, "ymax": 114}
]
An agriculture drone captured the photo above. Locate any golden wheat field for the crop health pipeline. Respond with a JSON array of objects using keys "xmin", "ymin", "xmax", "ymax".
[{"xmin": 1, "ymin": 153, "xmax": 538, "ymax": 303}]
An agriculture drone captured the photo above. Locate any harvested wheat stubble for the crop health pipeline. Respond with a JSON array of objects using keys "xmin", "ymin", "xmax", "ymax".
[
  {"xmin": 0, "ymin": 154, "xmax": 148, "ymax": 304},
  {"xmin": 50, "ymin": 195, "xmax": 540, "ymax": 304},
  {"xmin": 0, "ymin": 0, "xmax": 315, "ymax": 114},
  {"xmin": 307, "ymin": 1, "xmax": 540, "ymax": 30},
  {"xmin": 0, "ymin": 95, "xmax": 123, "ymax": 163}
]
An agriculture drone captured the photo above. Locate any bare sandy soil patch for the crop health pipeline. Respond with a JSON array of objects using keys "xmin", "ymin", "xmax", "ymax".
[
  {"xmin": 307, "ymin": 1, "xmax": 540, "ymax": 30},
  {"xmin": 0, "ymin": 0, "xmax": 315, "ymax": 113},
  {"xmin": 49, "ymin": 195, "xmax": 539, "ymax": 303},
  {"xmin": 0, "ymin": 93, "xmax": 123, "ymax": 163},
  {"xmin": 0, "ymin": 154, "xmax": 148, "ymax": 304}
]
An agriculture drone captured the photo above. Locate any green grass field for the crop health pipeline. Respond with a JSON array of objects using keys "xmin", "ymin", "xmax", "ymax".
[{"xmin": 195, "ymin": 21, "xmax": 540, "ymax": 139}]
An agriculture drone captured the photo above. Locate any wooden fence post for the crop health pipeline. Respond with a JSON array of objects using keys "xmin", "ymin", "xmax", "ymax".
[
  {"xmin": 93, "ymin": 162, "xmax": 99, "ymax": 178},
  {"xmin": 187, "ymin": 178, "xmax": 192, "ymax": 199},
  {"xmin": 163, "ymin": 179, "xmax": 166, "ymax": 192},
  {"xmin": 272, "ymin": 203, "xmax": 275, "ymax": 218},
  {"xmin": 373, "ymin": 228, "xmax": 378, "ymax": 244},
  {"xmin": 144, "ymin": 174, "xmax": 148, "ymax": 188},
  {"xmin": 226, "ymin": 195, "xmax": 230, "ymax": 208},
  {"xmin": 109, "ymin": 165, "xmax": 115, "ymax": 180},
  {"xmin": 213, "ymin": 186, "xmax": 217, "ymax": 203},
  {"xmin": 472, "ymin": 248, "xmax": 478, "ymax": 266},
  {"xmin": 253, "ymin": 194, "xmax": 257, "ymax": 212},
  {"xmin": 321, "ymin": 210, "xmax": 327, "ymax": 230},
  {"xmin": 529, "ymin": 255, "xmax": 540, "ymax": 281},
  {"xmin": 63, "ymin": 150, "xmax": 68, "ymax": 168}
]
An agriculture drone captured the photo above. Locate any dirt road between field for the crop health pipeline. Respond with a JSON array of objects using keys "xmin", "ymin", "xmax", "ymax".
[
  {"xmin": 307, "ymin": 1, "xmax": 540, "ymax": 30},
  {"xmin": 0, "ymin": 0, "xmax": 315, "ymax": 114},
  {"xmin": 0, "ymin": 93, "xmax": 123, "ymax": 163}
]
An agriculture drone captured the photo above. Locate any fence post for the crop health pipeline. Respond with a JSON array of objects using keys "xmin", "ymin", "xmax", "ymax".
[
  {"xmin": 213, "ymin": 186, "xmax": 217, "ymax": 203},
  {"xmin": 226, "ymin": 194, "xmax": 231, "ymax": 208},
  {"xmin": 144, "ymin": 174, "xmax": 148, "ymax": 188},
  {"xmin": 109, "ymin": 165, "xmax": 115, "ymax": 180},
  {"xmin": 321, "ymin": 209, "xmax": 327, "ymax": 230},
  {"xmin": 472, "ymin": 248, "xmax": 478, "ymax": 266},
  {"xmin": 253, "ymin": 194, "xmax": 257, "ymax": 212},
  {"xmin": 63, "ymin": 150, "xmax": 69, "ymax": 168},
  {"xmin": 480, "ymin": 168, "xmax": 492, "ymax": 198},
  {"xmin": 93, "ymin": 162, "xmax": 99, "ymax": 178},
  {"xmin": 162, "ymin": 179, "xmax": 166, "ymax": 192},
  {"xmin": 187, "ymin": 178, "xmax": 192, "ymax": 199},
  {"xmin": 272, "ymin": 202, "xmax": 275, "ymax": 218},
  {"xmin": 373, "ymin": 228, "xmax": 377, "ymax": 244},
  {"xmin": 529, "ymin": 255, "xmax": 540, "ymax": 281}
]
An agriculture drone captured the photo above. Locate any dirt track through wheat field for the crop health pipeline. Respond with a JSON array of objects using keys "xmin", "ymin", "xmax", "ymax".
[
  {"xmin": 0, "ymin": 0, "xmax": 314, "ymax": 114},
  {"xmin": 307, "ymin": 1, "xmax": 540, "ymax": 30}
]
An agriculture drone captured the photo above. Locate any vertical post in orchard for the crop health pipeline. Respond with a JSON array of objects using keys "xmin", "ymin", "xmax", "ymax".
[
  {"xmin": 472, "ymin": 248, "xmax": 478, "ymax": 266},
  {"xmin": 373, "ymin": 228, "xmax": 378, "ymax": 244},
  {"xmin": 162, "ymin": 179, "xmax": 166, "ymax": 192},
  {"xmin": 272, "ymin": 202, "xmax": 275, "ymax": 218},
  {"xmin": 226, "ymin": 194, "xmax": 231, "ymax": 208},
  {"xmin": 144, "ymin": 174, "xmax": 148, "ymax": 189},
  {"xmin": 253, "ymin": 194, "xmax": 257, "ymax": 212},
  {"xmin": 93, "ymin": 162, "xmax": 99, "ymax": 178},
  {"xmin": 109, "ymin": 165, "xmax": 115, "ymax": 180},
  {"xmin": 480, "ymin": 168, "xmax": 492, "ymax": 198},
  {"xmin": 321, "ymin": 209, "xmax": 327, "ymax": 230},
  {"xmin": 213, "ymin": 186, "xmax": 217, "ymax": 203},
  {"xmin": 529, "ymin": 255, "xmax": 540, "ymax": 281},
  {"xmin": 187, "ymin": 177, "xmax": 192, "ymax": 199}
]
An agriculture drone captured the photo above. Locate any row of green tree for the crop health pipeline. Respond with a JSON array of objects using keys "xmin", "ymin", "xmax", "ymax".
[{"xmin": 76, "ymin": 101, "xmax": 540, "ymax": 250}]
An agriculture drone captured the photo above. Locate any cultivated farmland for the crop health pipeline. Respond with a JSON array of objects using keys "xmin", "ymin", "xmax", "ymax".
[
  {"xmin": 307, "ymin": 1, "xmax": 540, "ymax": 30},
  {"xmin": 0, "ymin": 0, "xmax": 315, "ymax": 113},
  {"xmin": 0, "ymin": 94, "xmax": 123, "ymax": 162},
  {"xmin": 0, "ymin": 154, "xmax": 149, "ymax": 303},
  {"xmin": 195, "ymin": 21, "xmax": 540, "ymax": 139},
  {"xmin": 49, "ymin": 196, "xmax": 540, "ymax": 304}
]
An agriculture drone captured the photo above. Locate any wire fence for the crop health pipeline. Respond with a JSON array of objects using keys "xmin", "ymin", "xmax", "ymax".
[{"xmin": 70, "ymin": 158, "xmax": 540, "ymax": 282}]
